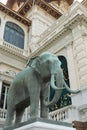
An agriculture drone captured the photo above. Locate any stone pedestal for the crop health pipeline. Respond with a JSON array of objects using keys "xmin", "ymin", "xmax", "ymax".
[{"xmin": 3, "ymin": 118, "xmax": 76, "ymax": 130}]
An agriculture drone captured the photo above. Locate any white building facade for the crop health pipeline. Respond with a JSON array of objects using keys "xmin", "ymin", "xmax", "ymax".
[{"xmin": 0, "ymin": 0, "xmax": 87, "ymax": 128}]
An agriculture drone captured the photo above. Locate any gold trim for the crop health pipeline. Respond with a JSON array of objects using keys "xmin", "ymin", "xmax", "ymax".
[
  {"xmin": 18, "ymin": 0, "xmax": 62, "ymax": 18},
  {"xmin": 0, "ymin": 2, "xmax": 31, "ymax": 27}
]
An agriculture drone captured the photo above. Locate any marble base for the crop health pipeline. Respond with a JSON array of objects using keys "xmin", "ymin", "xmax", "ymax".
[{"xmin": 3, "ymin": 118, "xmax": 76, "ymax": 130}]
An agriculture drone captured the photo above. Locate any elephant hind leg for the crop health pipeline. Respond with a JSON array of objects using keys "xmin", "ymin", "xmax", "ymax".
[{"xmin": 15, "ymin": 108, "xmax": 25, "ymax": 124}]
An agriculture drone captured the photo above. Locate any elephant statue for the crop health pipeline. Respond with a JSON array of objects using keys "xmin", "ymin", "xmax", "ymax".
[{"xmin": 5, "ymin": 52, "xmax": 80, "ymax": 127}]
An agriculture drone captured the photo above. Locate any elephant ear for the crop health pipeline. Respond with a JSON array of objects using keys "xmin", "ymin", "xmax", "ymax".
[
  {"xmin": 58, "ymin": 58, "xmax": 62, "ymax": 68},
  {"xmin": 27, "ymin": 56, "xmax": 40, "ymax": 73}
]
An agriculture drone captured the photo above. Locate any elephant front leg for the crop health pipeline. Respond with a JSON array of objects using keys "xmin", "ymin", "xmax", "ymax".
[
  {"xmin": 40, "ymin": 86, "xmax": 50, "ymax": 118},
  {"xmin": 30, "ymin": 88, "xmax": 40, "ymax": 118},
  {"xmin": 5, "ymin": 107, "xmax": 14, "ymax": 127}
]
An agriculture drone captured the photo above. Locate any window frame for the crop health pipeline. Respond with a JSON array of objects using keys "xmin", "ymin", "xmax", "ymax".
[{"xmin": 3, "ymin": 21, "xmax": 25, "ymax": 49}]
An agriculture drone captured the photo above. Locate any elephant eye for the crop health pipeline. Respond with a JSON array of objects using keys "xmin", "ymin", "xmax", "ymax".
[{"xmin": 47, "ymin": 60, "xmax": 50, "ymax": 64}]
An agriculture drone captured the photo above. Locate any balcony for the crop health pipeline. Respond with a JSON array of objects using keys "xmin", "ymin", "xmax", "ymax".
[
  {"xmin": 49, "ymin": 105, "xmax": 76, "ymax": 123},
  {"xmin": 3, "ymin": 41, "xmax": 23, "ymax": 55},
  {"xmin": 0, "ymin": 109, "xmax": 7, "ymax": 123},
  {"xmin": 0, "ymin": 105, "xmax": 77, "ymax": 126},
  {"xmin": 0, "ymin": 39, "xmax": 28, "ymax": 57}
]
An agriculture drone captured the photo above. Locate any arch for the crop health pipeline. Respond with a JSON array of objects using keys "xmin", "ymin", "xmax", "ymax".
[
  {"xmin": 50, "ymin": 55, "xmax": 71, "ymax": 111},
  {"xmin": 3, "ymin": 22, "xmax": 25, "ymax": 49},
  {"xmin": 0, "ymin": 18, "xmax": 1, "ymax": 25}
]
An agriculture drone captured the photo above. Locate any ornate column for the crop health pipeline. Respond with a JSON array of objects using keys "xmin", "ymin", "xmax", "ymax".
[
  {"xmin": 0, "ymin": 15, "xmax": 6, "ymax": 45},
  {"xmin": 66, "ymin": 43, "xmax": 79, "ymax": 90},
  {"xmin": 72, "ymin": 23, "xmax": 87, "ymax": 88},
  {"xmin": 0, "ymin": 80, "xmax": 2, "ymax": 99}
]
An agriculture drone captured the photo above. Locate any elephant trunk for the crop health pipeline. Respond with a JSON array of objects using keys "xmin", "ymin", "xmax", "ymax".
[
  {"xmin": 44, "ymin": 90, "xmax": 62, "ymax": 107},
  {"xmin": 44, "ymin": 72, "xmax": 80, "ymax": 107},
  {"xmin": 44, "ymin": 72, "xmax": 64, "ymax": 107}
]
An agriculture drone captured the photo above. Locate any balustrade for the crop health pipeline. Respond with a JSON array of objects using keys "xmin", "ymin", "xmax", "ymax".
[
  {"xmin": 0, "ymin": 109, "xmax": 7, "ymax": 120},
  {"xmin": 49, "ymin": 105, "xmax": 76, "ymax": 122},
  {"xmin": 3, "ymin": 41, "xmax": 23, "ymax": 55},
  {"xmin": 0, "ymin": 105, "xmax": 76, "ymax": 124}
]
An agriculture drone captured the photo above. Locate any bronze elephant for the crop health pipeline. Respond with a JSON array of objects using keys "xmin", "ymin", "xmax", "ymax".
[{"xmin": 5, "ymin": 52, "xmax": 80, "ymax": 127}]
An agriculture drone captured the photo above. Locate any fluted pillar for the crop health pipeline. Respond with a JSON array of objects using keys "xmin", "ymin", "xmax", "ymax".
[
  {"xmin": 72, "ymin": 24, "xmax": 87, "ymax": 88},
  {"xmin": 66, "ymin": 43, "xmax": 79, "ymax": 90},
  {"xmin": 0, "ymin": 80, "xmax": 2, "ymax": 99}
]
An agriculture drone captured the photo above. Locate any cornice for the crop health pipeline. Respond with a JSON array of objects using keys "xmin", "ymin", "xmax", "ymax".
[
  {"xmin": 44, "ymin": 0, "xmax": 74, "ymax": 5},
  {"xmin": 28, "ymin": 2, "xmax": 87, "ymax": 58},
  {"xmin": 18, "ymin": 0, "xmax": 62, "ymax": 19},
  {"xmin": 82, "ymin": 0, "xmax": 87, "ymax": 5},
  {"xmin": 0, "ymin": 2, "xmax": 31, "ymax": 27},
  {"xmin": 6, "ymin": 0, "xmax": 27, "ymax": 8},
  {"xmin": 6, "ymin": 0, "xmax": 16, "ymax": 8},
  {"xmin": 82, "ymin": 2, "xmax": 87, "ymax": 8},
  {"xmin": 7, "ymin": 0, "xmax": 74, "ymax": 7}
]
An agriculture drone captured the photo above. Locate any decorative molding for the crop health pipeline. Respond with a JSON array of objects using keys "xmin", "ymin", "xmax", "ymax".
[
  {"xmin": 0, "ymin": 2, "xmax": 31, "ymax": 27},
  {"xmin": 18, "ymin": 0, "xmax": 62, "ymax": 19},
  {"xmin": 0, "ymin": 41, "xmax": 28, "ymax": 70},
  {"xmin": 0, "ymin": 70, "xmax": 14, "ymax": 83},
  {"xmin": 82, "ymin": 0, "xmax": 87, "ymax": 8},
  {"xmin": 0, "ymin": 40, "xmax": 28, "ymax": 60},
  {"xmin": 82, "ymin": 32, "xmax": 87, "ymax": 37},
  {"xmin": 79, "ymin": 104, "xmax": 87, "ymax": 112},
  {"xmin": 30, "ymin": 3, "xmax": 87, "ymax": 57},
  {"xmin": 4, "ymin": 70, "xmax": 16, "ymax": 76}
]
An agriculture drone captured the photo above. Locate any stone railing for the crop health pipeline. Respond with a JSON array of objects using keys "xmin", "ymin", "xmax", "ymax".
[
  {"xmin": 0, "ymin": 105, "xmax": 76, "ymax": 123},
  {"xmin": 3, "ymin": 41, "xmax": 23, "ymax": 55},
  {"xmin": 0, "ymin": 109, "xmax": 7, "ymax": 121},
  {"xmin": 49, "ymin": 105, "xmax": 76, "ymax": 123}
]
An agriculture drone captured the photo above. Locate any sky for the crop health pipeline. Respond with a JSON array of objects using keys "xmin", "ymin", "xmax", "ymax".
[
  {"xmin": 0, "ymin": 0, "xmax": 84, "ymax": 4},
  {"xmin": 0, "ymin": 0, "xmax": 7, "ymax": 4}
]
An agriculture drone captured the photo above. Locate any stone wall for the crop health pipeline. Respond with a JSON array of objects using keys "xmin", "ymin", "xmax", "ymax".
[
  {"xmin": 0, "ymin": 1, "xmax": 87, "ymax": 127},
  {"xmin": 27, "ymin": 1, "xmax": 87, "ymax": 121}
]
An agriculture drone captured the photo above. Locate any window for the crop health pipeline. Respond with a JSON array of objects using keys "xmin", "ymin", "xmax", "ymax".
[
  {"xmin": 0, "ymin": 83, "xmax": 9, "ymax": 110},
  {"xmin": 0, "ymin": 18, "xmax": 1, "ymax": 25},
  {"xmin": 4, "ymin": 22, "xmax": 24, "ymax": 49},
  {"xmin": 50, "ymin": 56, "xmax": 71, "ymax": 111}
]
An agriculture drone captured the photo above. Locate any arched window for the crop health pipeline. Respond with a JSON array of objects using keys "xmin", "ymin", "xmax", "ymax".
[
  {"xmin": 0, "ymin": 82, "xmax": 9, "ymax": 110},
  {"xmin": 50, "ymin": 56, "xmax": 71, "ymax": 111},
  {"xmin": 4, "ymin": 22, "xmax": 24, "ymax": 49}
]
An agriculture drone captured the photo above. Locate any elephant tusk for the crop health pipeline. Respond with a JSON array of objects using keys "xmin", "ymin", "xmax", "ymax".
[
  {"xmin": 63, "ymin": 80, "xmax": 80, "ymax": 94},
  {"xmin": 50, "ymin": 74, "xmax": 64, "ymax": 90}
]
